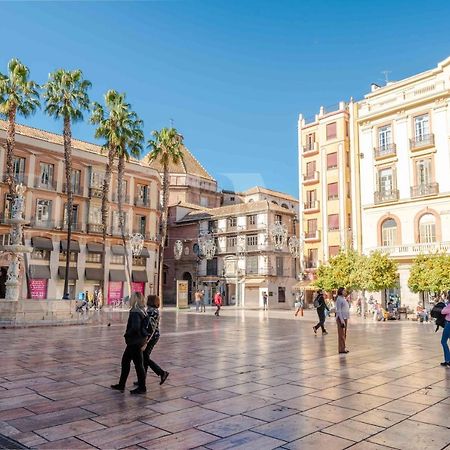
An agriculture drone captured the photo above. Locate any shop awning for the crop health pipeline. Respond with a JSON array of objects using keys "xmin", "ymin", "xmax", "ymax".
[
  {"xmin": 110, "ymin": 269, "xmax": 127, "ymax": 282},
  {"xmin": 29, "ymin": 265, "xmax": 51, "ymax": 279},
  {"xmin": 111, "ymin": 245, "xmax": 125, "ymax": 255},
  {"xmin": 32, "ymin": 237, "xmax": 53, "ymax": 251},
  {"xmin": 140, "ymin": 247, "xmax": 150, "ymax": 258},
  {"xmin": 132, "ymin": 270, "xmax": 148, "ymax": 282},
  {"xmin": 87, "ymin": 242, "xmax": 104, "ymax": 254},
  {"xmin": 85, "ymin": 268, "xmax": 104, "ymax": 281},
  {"xmin": 60, "ymin": 240, "xmax": 81, "ymax": 253},
  {"xmin": 58, "ymin": 267, "xmax": 79, "ymax": 280},
  {"xmin": 245, "ymin": 278, "xmax": 266, "ymax": 285},
  {"xmin": 293, "ymin": 281, "xmax": 316, "ymax": 291}
]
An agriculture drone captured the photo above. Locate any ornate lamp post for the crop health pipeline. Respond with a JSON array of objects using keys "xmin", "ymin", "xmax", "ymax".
[
  {"xmin": 270, "ymin": 222, "xmax": 288, "ymax": 251},
  {"xmin": 129, "ymin": 233, "xmax": 144, "ymax": 257}
]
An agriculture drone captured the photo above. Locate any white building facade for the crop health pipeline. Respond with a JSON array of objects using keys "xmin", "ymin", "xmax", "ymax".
[{"xmin": 357, "ymin": 57, "xmax": 450, "ymax": 308}]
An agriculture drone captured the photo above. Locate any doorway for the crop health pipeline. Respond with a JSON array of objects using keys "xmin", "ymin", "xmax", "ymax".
[
  {"xmin": 182, "ymin": 272, "xmax": 193, "ymax": 304},
  {"xmin": 0, "ymin": 267, "xmax": 7, "ymax": 298}
]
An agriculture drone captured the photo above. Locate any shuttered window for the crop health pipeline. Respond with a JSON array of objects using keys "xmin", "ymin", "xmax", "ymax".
[
  {"xmin": 327, "ymin": 152, "xmax": 338, "ymax": 169},
  {"xmin": 328, "ymin": 214, "xmax": 339, "ymax": 231},
  {"xmin": 328, "ymin": 182, "xmax": 338, "ymax": 200},
  {"xmin": 326, "ymin": 122, "xmax": 337, "ymax": 140}
]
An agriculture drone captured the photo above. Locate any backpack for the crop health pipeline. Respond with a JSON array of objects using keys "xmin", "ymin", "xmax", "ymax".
[{"xmin": 430, "ymin": 302, "xmax": 446, "ymax": 332}]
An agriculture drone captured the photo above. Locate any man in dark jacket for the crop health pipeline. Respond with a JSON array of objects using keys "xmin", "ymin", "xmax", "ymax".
[{"xmin": 313, "ymin": 290, "xmax": 329, "ymax": 335}]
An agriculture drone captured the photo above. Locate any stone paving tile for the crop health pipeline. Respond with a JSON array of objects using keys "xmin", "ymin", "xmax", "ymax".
[
  {"xmin": 205, "ymin": 430, "xmax": 285, "ymax": 450},
  {"xmin": 222, "ymin": 382, "xmax": 268, "ymax": 394},
  {"xmin": 37, "ymin": 436, "xmax": 97, "ymax": 449},
  {"xmin": 0, "ymin": 393, "xmax": 47, "ymax": 412},
  {"xmin": 139, "ymin": 428, "xmax": 218, "ymax": 449},
  {"xmin": 368, "ymin": 419, "xmax": 450, "ymax": 450},
  {"xmin": 35, "ymin": 418, "xmax": 106, "ymax": 442},
  {"xmin": 198, "ymin": 414, "xmax": 265, "ymax": 438},
  {"xmin": 400, "ymin": 390, "xmax": 448, "ymax": 406},
  {"xmin": 147, "ymin": 397, "xmax": 198, "ymax": 414},
  {"xmin": 25, "ymin": 397, "xmax": 93, "ymax": 415},
  {"xmin": 278, "ymin": 394, "xmax": 330, "ymax": 412},
  {"xmin": 283, "ymin": 431, "xmax": 354, "ymax": 450},
  {"xmin": 409, "ymin": 402, "xmax": 450, "ymax": 428},
  {"xmin": 0, "ymin": 408, "xmax": 35, "ymax": 421},
  {"xmin": 144, "ymin": 406, "xmax": 228, "ymax": 433},
  {"xmin": 91, "ymin": 407, "xmax": 158, "ymax": 428},
  {"xmin": 255, "ymin": 384, "xmax": 314, "ymax": 401},
  {"xmin": 351, "ymin": 408, "xmax": 408, "ymax": 428},
  {"xmin": 331, "ymin": 393, "xmax": 391, "ymax": 412},
  {"xmin": 300, "ymin": 404, "xmax": 361, "ymax": 423},
  {"xmin": 348, "ymin": 441, "xmax": 395, "ymax": 449},
  {"xmin": 321, "ymin": 419, "xmax": 384, "ymax": 442},
  {"xmin": 202, "ymin": 393, "xmax": 277, "ymax": 415},
  {"xmin": 360, "ymin": 383, "xmax": 418, "ymax": 399},
  {"xmin": 7, "ymin": 407, "xmax": 96, "ymax": 433},
  {"xmin": 78, "ymin": 420, "xmax": 168, "ymax": 449},
  {"xmin": 0, "ymin": 388, "xmax": 36, "ymax": 399},
  {"xmin": 186, "ymin": 389, "xmax": 239, "ymax": 404},
  {"xmin": 251, "ymin": 413, "xmax": 333, "ymax": 442},
  {"xmin": 377, "ymin": 398, "xmax": 429, "ymax": 415},
  {"xmin": 243, "ymin": 404, "xmax": 298, "ymax": 422},
  {"xmin": 309, "ymin": 386, "xmax": 358, "ymax": 401},
  {"xmin": 9, "ymin": 431, "xmax": 48, "ymax": 448}
]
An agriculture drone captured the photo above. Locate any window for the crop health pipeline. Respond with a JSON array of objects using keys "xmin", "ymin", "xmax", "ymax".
[
  {"xmin": 115, "ymin": 180, "xmax": 128, "ymax": 201},
  {"xmin": 306, "ymin": 161, "xmax": 316, "ymax": 176},
  {"xmin": 278, "ymin": 287, "xmax": 286, "ymax": 303},
  {"xmin": 111, "ymin": 254, "xmax": 124, "ymax": 265},
  {"xmin": 275, "ymin": 214, "xmax": 282, "ymax": 224},
  {"xmin": 328, "ymin": 182, "xmax": 338, "ymax": 200},
  {"xmin": 59, "ymin": 252, "xmax": 77, "ymax": 262},
  {"xmin": 36, "ymin": 200, "xmax": 52, "ymax": 224},
  {"xmin": 13, "ymin": 157, "xmax": 26, "ymax": 183},
  {"xmin": 414, "ymin": 114, "xmax": 430, "ymax": 140},
  {"xmin": 63, "ymin": 204, "xmax": 79, "ymax": 227},
  {"xmin": 377, "ymin": 167, "xmax": 395, "ymax": 193},
  {"xmin": 70, "ymin": 169, "xmax": 81, "ymax": 193},
  {"xmin": 225, "ymin": 259, "xmax": 237, "ymax": 275},
  {"xmin": 200, "ymin": 196, "xmax": 208, "ymax": 207},
  {"xmin": 31, "ymin": 249, "xmax": 50, "ymax": 260},
  {"xmin": 133, "ymin": 256, "xmax": 146, "ymax": 266},
  {"xmin": 329, "ymin": 246, "xmax": 340, "ymax": 257},
  {"xmin": 227, "ymin": 236, "xmax": 237, "ymax": 249},
  {"xmin": 136, "ymin": 215, "xmax": 146, "ymax": 235},
  {"xmin": 246, "ymin": 256, "xmax": 258, "ymax": 274},
  {"xmin": 326, "ymin": 122, "xmax": 337, "ymax": 140},
  {"xmin": 248, "ymin": 215, "xmax": 256, "ymax": 226},
  {"xmin": 86, "ymin": 252, "xmax": 102, "ymax": 263},
  {"xmin": 306, "ymin": 190, "xmax": 316, "ymax": 205},
  {"xmin": 247, "ymin": 234, "xmax": 258, "ymax": 247},
  {"xmin": 276, "ymin": 256, "xmax": 284, "ymax": 276},
  {"xmin": 228, "ymin": 217, "xmax": 237, "ymax": 228},
  {"xmin": 328, "ymin": 214, "xmax": 339, "ymax": 231},
  {"xmin": 206, "ymin": 258, "xmax": 218, "ymax": 276},
  {"xmin": 327, "ymin": 153, "xmax": 338, "ymax": 169},
  {"xmin": 91, "ymin": 171, "xmax": 105, "ymax": 189},
  {"xmin": 307, "ymin": 219, "xmax": 317, "ymax": 233},
  {"xmin": 112, "ymin": 211, "xmax": 128, "ymax": 234},
  {"xmin": 230, "ymin": 196, "xmax": 235, "ymax": 201},
  {"xmin": 381, "ymin": 218, "xmax": 397, "ymax": 247},
  {"xmin": 419, "ymin": 214, "xmax": 436, "ymax": 243},
  {"xmin": 307, "ymin": 248, "xmax": 318, "ymax": 268},
  {"xmin": 415, "ymin": 158, "xmax": 432, "ymax": 185},
  {"xmin": 39, "ymin": 163, "xmax": 54, "ymax": 187},
  {"xmin": 88, "ymin": 205, "xmax": 101, "ymax": 225},
  {"xmin": 306, "ymin": 133, "xmax": 315, "ymax": 150},
  {"xmin": 208, "ymin": 220, "xmax": 217, "ymax": 232},
  {"xmin": 378, "ymin": 125, "xmax": 392, "ymax": 151}
]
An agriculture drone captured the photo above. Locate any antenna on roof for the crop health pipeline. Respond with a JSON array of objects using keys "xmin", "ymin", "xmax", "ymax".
[{"xmin": 381, "ymin": 70, "xmax": 391, "ymax": 84}]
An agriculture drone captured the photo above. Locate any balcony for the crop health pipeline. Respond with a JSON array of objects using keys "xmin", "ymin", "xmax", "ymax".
[
  {"xmin": 410, "ymin": 133, "xmax": 434, "ymax": 151},
  {"xmin": 63, "ymin": 183, "xmax": 84, "ymax": 196},
  {"xmin": 2, "ymin": 174, "xmax": 27, "ymax": 185},
  {"xmin": 303, "ymin": 142, "xmax": 319, "ymax": 156},
  {"xmin": 113, "ymin": 192, "xmax": 131, "ymax": 204},
  {"xmin": 58, "ymin": 221, "xmax": 84, "ymax": 232},
  {"xmin": 374, "ymin": 189, "xmax": 399, "ymax": 204},
  {"xmin": 30, "ymin": 219, "xmax": 55, "ymax": 229},
  {"xmin": 371, "ymin": 241, "xmax": 450, "ymax": 258},
  {"xmin": 303, "ymin": 200, "xmax": 320, "ymax": 213},
  {"xmin": 87, "ymin": 223, "xmax": 103, "ymax": 234},
  {"xmin": 374, "ymin": 143, "xmax": 396, "ymax": 160},
  {"xmin": 34, "ymin": 176, "xmax": 56, "ymax": 191},
  {"xmin": 410, "ymin": 183, "xmax": 439, "ymax": 198},
  {"xmin": 304, "ymin": 230, "xmax": 321, "ymax": 242},
  {"xmin": 89, "ymin": 186, "xmax": 103, "ymax": 199},
  {"xmin": 303, "ymin": 171, "xmax": 320, "ymax": 185},
  {"xmin": 134, "ymin": 197, "xmax": 151, "ymax": 208}
]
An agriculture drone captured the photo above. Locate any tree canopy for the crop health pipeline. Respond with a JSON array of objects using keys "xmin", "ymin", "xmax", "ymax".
[{"xmin": 408, "ymin": 253, "xmax": 450, "ymax": 294}]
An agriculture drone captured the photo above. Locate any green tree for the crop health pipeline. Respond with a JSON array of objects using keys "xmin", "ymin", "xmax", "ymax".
[
  {"xmin": 409, "ymin": 253, "xmax": 450, "ymax": 296},
  {"xmin": 147, "ymin": 128, "xmax": 184, "ymax": 304},
  {"xmin": 43, "ymin": 69, "xmax": 91, "ymax": 299},
  {"xmin": 0, "ymin": 58, "xmax": 40, "ymax": 194}
]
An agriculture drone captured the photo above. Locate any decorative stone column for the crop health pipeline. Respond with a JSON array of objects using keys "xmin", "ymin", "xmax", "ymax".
[{"xmin": 3, "ymin": 184, "xmax": 33, "ymax": 301}]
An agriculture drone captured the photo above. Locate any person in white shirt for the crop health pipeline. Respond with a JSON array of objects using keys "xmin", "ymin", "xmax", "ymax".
[{"xmin": 335, "ymin": 287, "xmax": 350, "ymax": 354}]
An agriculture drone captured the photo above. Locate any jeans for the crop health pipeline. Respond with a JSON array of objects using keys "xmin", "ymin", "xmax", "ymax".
[
  {"xmin": 143, "ymin": 335, "xmax": 164, "ymax": 377},
  {"xmin": 337, "ymin": 318, "xmax": 348, "ymax": 353},
  {"xmin": 215, "ymin": 304, "xmax": 221, "ymax": 316},
  {"xmin": 118, "ymin": 344, "xmax": 146, "ymax": 390},
  {"xmin": 195, "ymin": 301, "xmax": 200, "ymax": 312},
  {"xmin": 441, "ymin": 320, "xmax": 450, "ymax": 363},
  {"xmin": 314, "ymin": 310, "xmax": 326, "ymax": 332}
]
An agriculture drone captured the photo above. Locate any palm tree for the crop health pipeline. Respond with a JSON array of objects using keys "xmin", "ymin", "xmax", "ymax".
[
  {"xmin": 43, "ymin": 69, "xmax": 91, "ymax": 299},
  {"xmin": 147, "ymin": 128, "xmax": 184, "ymax": 304},
  {"xmin": 0, "ymin": 58, "xmax": 40, "ymax": 194}
]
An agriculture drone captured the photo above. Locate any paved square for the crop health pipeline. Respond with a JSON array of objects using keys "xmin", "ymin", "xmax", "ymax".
[{"xmin": 0, "ymin": 308, "xmax": 449, "ymax": 449}]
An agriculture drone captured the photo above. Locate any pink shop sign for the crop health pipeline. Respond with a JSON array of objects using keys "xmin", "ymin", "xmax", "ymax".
[
  {"xmin": 28, "ymin": 279, "xmax": 48, "ymax": 299},
  {"xmin": 108, "ymin": 281, "xmax": 123, "ymax": 304},
  {"xmin": 131, "ymin": 282, "xmax": 145, "ymax": 295}
]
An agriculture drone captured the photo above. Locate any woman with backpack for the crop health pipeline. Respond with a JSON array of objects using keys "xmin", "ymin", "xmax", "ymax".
[
  {"xmin": 111, "ymin": 292, "xmax": 149, "ymax": 395},
  {"xmin": 440, "ymin": 292, "xmax": 450, "ymax": 367},
  {"xmin": 312, "ymin": 290, "xmax": 329, "ymax": 335}
]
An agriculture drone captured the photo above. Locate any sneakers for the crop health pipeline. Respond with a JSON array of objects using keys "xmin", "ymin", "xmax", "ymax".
[
  {"xmin": 130, "ymin": 387, "xmax": 147, "ymax": 395},
  {"xmin": 160, "ymin": 371, "xmax": 169, "ymax": 385},
  {"xmin": 322, "ymin": 331, "xmax": 328, "ymax": 335},
  {"xmin": 110, "ymin": 384, "xmax": 124, "ymax": 392},
  {"xmin": 312, "ymin": 326, "xmax": 317, "ymax": 335},
  {"xmin": 440, "ymin": 362, "xmax": 450, "ymax": 367}
]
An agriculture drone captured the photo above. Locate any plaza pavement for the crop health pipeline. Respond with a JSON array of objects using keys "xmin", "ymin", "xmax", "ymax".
[{"xmin": 0, "ymin": 307, "xmax": 449, "ymax": 450}]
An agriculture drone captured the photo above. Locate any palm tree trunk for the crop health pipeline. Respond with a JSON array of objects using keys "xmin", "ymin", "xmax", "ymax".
[
  {"xmin": 6, "ymin": 106, "xmax": 17, "ymax": 196},
  {"xmin": 158, "ymin": 164, "xmax": 170, "ymax": 305},
  {"xmin": 102, "ymin": 147, "xmax": 115, "ymax": 297},
  {"xmin": 117, "ymin": 153, "xmax": 132, "ymax": 294},
  {"xmin": 63, "ymin": 115, "xmax": 73, "ymax": 299}
]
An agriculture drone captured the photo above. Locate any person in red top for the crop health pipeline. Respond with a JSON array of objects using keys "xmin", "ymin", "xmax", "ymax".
[{"xmin": 214, "ymin": 291, "xmax": 223, "ymax": 317}]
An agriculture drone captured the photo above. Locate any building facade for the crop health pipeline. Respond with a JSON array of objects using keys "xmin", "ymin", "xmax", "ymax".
[
  {"xmin": 297, "ymin": 102, "xmax": 356, "ymax": 303},
  {"xmin": 0, "ymin": 121, "xmax": 160, "ymax": 302},
  {"xmin": 357, "ymin": 57, "xmax": 450, "ymax": 309}
]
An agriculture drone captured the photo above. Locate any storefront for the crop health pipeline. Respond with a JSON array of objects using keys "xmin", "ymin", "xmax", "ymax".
[
  {"xmin": 131, "ymin": 270, "xmax": 147, "ymax": 295},
  {"xmin": 58, "ymin": 239, "xmax": 80, "ymax": 299},
  {"xmin": 28, "ymin": 265, "xmax": 51, "ymax": 299},
  {"xmin": 108, "ymin": 269, "xmax": 126, "ymax": 304},
  {"xmin": 57, "ymin": 267, "xmax": 78, "ymax": 299}
]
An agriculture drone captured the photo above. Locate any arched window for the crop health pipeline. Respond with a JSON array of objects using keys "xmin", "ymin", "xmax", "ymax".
[
  {"xmin": 281, "ymin": 203, "xmax": 289, "ymax": 209},
  {"xmin": 381, "ymin": 218, "xmax": 397, "ymax": 247},
  {"xmin": 419, "ymin": 214, "xmax": 436, "ymax": 243},
  {"xmin": 271, "ymin": 200, "xmax": 279, "ymax": 205}
]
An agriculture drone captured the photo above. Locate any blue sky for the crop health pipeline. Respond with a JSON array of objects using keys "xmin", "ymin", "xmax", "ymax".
[{"xmin": 2, "ymin": 0, "xmax": 449, "ymax": 196}]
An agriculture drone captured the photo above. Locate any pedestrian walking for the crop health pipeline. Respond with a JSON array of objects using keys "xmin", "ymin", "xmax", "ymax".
[
  {"xmin": 194, "ymin": 290, "xmax": 202, "ymax": 312},
  {"xmin": 336, "ymin": 287, "xmax": 350, "ymax": 354},
  {"xmin": 294, "ymin": 291, "xmax": 304, "ymax": 317},
  {"xmin": 135, "ymin": 295, "xmax": 170, "ymax": 385},
  {"xmin": 200, "ymin": 290, "xmax": 206, "ymax": 312},
  {"xmin": 262, "ymin": 291, "xmax": 268, "ymax": 311},
  {"xmin": 214, "ymin": 291, "xmax": 222, "ymax": 316},
  {"xmin": 440, "ymin": 292, "xmax": 450, "ymax": 367},
  {"xmin": 312, "ymin": 289, "xmax": 329, "ymax": 335},
  {"xmin": 111, "ymin": 292, "xmax": 149, "ymax": 395}
]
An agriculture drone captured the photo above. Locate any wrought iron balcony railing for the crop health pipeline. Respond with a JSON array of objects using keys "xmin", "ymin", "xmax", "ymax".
[
  {"xmin": 410, "ymin": 133, "xmax": 434, "ymax": 150},
  {"xmin": 410, "ymin": 182, "xmax": 439, "ymax": 198},
  {"xmin": 374, "ymin": 189, "xmax": 399, "ymax": 204},
  {"xmin": 374, "ymin": 143, "xmax": 396, "ymax": 159}
]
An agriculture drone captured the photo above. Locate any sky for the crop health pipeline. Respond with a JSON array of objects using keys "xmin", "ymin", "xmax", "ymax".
[{"xmin": 1, "ymin": 0, "xmax": 450, "ymax": 197}]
